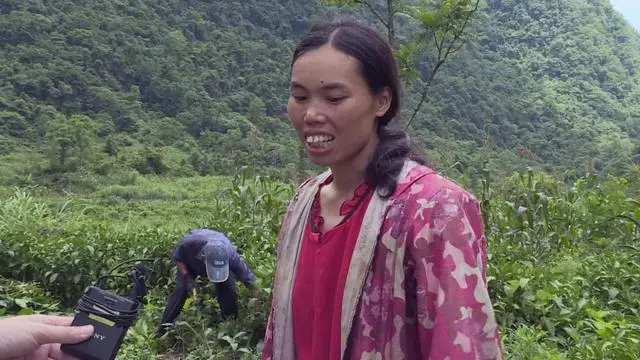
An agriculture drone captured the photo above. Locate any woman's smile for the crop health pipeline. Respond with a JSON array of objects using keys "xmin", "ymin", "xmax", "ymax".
[{"xmin": 304, "ymin": 133, "xmax": 336, "ymax": 155}]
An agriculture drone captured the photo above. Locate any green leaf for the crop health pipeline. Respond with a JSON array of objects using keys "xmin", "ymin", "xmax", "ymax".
[
  {"xmin": 535, "ymin": 289, "xmax": 553, "ymax": 302},
  {"xmin": 14, "ymin": 298, "xmax": 29, "ymax": 308}
]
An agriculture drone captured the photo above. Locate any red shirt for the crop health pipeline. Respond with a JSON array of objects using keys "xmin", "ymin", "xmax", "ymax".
[{"xmin": 291, "ymin": 177, "xmax": 373, "ymax": 360}]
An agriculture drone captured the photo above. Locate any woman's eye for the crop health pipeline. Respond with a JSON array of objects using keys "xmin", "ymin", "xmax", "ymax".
[
  {"xmin": 327, "ymin": 96, "xmax": 345, "ymax": 103},
  {"xmin": 292, "ymin": 95, "xmax": 307, "ymax": 101}
]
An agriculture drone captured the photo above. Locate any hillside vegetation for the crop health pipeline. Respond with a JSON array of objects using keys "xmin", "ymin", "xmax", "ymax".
[
  {"xmin": 0, "ymin": 0, "xmax": 340, "ymax": 187},
  {"xmin": 1, "ymin": 0, "xmax": 639, "ymax": 188},
  {"xmin": 416, "ymin": 0, "xmax": 640, "ymax": 176}
]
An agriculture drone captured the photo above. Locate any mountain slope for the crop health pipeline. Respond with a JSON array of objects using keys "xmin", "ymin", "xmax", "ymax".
[
  {"xmin": 411, "ymin": 0, "xmax": 640, "ymax": 175},
  {"xmin": 0, "ymin": 0, "xmax": 341, "ymax": 182},
  {"xmin": 0, "ymin": 0, "xmax": 639, "ymax": 186}
]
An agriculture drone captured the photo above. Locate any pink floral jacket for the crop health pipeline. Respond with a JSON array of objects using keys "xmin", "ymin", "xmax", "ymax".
[{"xmin": 261, "ymin": 160, "xmax": 503, "ymax": 359}]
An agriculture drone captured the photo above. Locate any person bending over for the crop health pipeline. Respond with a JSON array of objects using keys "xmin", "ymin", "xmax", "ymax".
[{"xmin": 156, "ymin": 228, "xmax": 259, "ymax": 337}]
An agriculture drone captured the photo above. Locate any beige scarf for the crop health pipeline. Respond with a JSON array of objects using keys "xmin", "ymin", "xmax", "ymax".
[{"xmin": 270, "ymin": 160, "xmax": 419, "ymax": 360}]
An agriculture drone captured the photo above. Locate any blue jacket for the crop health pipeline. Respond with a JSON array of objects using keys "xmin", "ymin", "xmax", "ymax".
[{"xmin": 172, "ymin": 229, "xmax": 257, "ymax": 287}]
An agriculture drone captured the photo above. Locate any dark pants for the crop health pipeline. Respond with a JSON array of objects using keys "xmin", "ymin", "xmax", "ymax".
[{"xmin": 157, "ymin": 270, "xmax": 238, "ymax": 334}]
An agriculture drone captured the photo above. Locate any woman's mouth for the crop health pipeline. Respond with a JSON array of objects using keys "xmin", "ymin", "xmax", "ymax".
[
  {"xmin": 304, "ymin": 134, "xmax": 335, "ymax": 158},
  {"xmin": 305, "ymin": 134, "xmax": 335, "ymax": 148}
]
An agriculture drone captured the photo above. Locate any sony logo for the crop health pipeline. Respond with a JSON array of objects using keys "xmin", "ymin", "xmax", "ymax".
[{"xmin": 93, "ymin": 333, "xmax": 106, "ymax": 341}]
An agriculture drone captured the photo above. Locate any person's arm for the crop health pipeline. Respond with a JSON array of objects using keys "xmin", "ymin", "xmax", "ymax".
[
  {"xmin": 172, "ymin": 240, "xmax": 193, "ymax": 280},
  {"xmin": 176, "ymin": 261, "xmax": 190, "ymax": 278},
  {"xmin": 229, "ymin": 252, "xmax": 260, "ymax": 300},
  {"xmin": 228, "ymin": 250, "xmax": 258, "ymax": 288},
  {"xmin": 406, "ymin": 187, "xmax": 502, "ymax": 359}
]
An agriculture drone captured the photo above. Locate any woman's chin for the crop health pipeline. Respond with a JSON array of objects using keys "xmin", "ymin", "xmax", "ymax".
[
  {"xmin": 304, "ymin": 142, "xmax": 336, "ymax": 165},
  {"xmin": 307, "ymin": 155, "xmax": 334, "ymax": 167}
]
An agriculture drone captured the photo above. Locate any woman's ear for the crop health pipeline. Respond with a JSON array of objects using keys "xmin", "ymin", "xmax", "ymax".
[{"xmin": 374, "ymin": 87, "xmax": 392, "ymax": 117}]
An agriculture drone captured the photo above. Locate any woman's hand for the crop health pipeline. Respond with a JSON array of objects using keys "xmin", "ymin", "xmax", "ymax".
[{"xmin": 0, "ymin": 314, "xmax": 94, "ymax": 360}]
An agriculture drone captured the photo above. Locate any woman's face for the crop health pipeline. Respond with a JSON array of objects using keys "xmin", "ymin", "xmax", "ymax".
[{"xmin": 287, "ymin": 44, "xmax": 391, "ymax": 167}]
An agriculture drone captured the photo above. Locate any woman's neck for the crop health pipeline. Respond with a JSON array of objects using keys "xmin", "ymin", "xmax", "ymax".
[{"xmin": 329, "ymin": 135, "xmax": 379, "ymax": 196}]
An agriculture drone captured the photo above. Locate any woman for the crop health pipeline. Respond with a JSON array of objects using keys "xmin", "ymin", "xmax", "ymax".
[{"xmin": 261, "ymin": 18, "xmax": 503, "ymax": 360}]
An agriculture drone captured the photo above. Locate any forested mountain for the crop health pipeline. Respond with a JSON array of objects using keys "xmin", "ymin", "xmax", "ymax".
[
  {"xmin": 1, "ymin": 0, "xmax": 639, "ymax": 187},
  {"xmin": 414, "ymin": 0, "xmax": 640, "ymax": 176}
]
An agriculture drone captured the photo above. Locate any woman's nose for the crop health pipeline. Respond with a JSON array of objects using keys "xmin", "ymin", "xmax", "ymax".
[{"xmin": 303, "ymin": 103, "xmax": 326, "ymax": 124}]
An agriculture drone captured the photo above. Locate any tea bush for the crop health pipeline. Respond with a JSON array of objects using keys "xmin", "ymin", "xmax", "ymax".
[
  {"xmin": 0, "ymin": 277, "xmax": 61, "ymax": 316},
  {"xmin": 486, "ymin": 168, "xmax": 640, "ymax": 359},
  {"xmin": 0, "ymin": 166, "xmax": 638, "ymax": 359}
]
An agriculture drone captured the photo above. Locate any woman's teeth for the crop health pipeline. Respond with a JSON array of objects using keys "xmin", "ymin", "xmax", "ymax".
[{"xmin": 306, "ymin": 135, "xmax": 334, "ymax": 145}]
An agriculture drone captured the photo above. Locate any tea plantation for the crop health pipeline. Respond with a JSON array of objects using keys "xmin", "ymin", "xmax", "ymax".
[{"xmin": 1, "ymin": 166, "xmax": 639, "ymax": 359}]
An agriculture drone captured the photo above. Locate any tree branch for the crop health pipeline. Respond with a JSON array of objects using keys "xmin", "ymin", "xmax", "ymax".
[
  {"xmin": 354, "ymin": 0, "xmax": 389, "ymax": 30},
  {"xmin": 406, "ymin": 57, "xmax": 443, "ymax": 130},
  {"xmin": 441, "ymin": 0, "xmax": 479, "ymax": 62},
  {"xmin": 405, "ymin": 0, "xmax": 481, "ymax": 129}
]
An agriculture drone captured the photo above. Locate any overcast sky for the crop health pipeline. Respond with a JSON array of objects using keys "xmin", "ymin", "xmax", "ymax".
[{"xmin": 610, "ymin": 0, "xmax": 640, "ymax": 32}]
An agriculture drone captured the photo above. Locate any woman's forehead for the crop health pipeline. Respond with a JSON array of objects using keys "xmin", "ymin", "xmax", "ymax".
[
  {"xmin": 290, "ymin": 45, "xmax": 363, "ymax": 88},
  {"xmin": 291, "ymin": 79, "xmax": 348, "ymax": 90}
]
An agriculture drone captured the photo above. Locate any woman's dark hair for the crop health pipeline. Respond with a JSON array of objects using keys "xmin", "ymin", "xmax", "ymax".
[{"xmin": 291, "ymin": 18, "xmax": 428, "ymax": 198}]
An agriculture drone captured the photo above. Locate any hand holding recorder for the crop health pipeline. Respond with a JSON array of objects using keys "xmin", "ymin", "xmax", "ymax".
[{"xmin": 0, "ymin": 314, "xmax": 94, "ymax": 360}]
